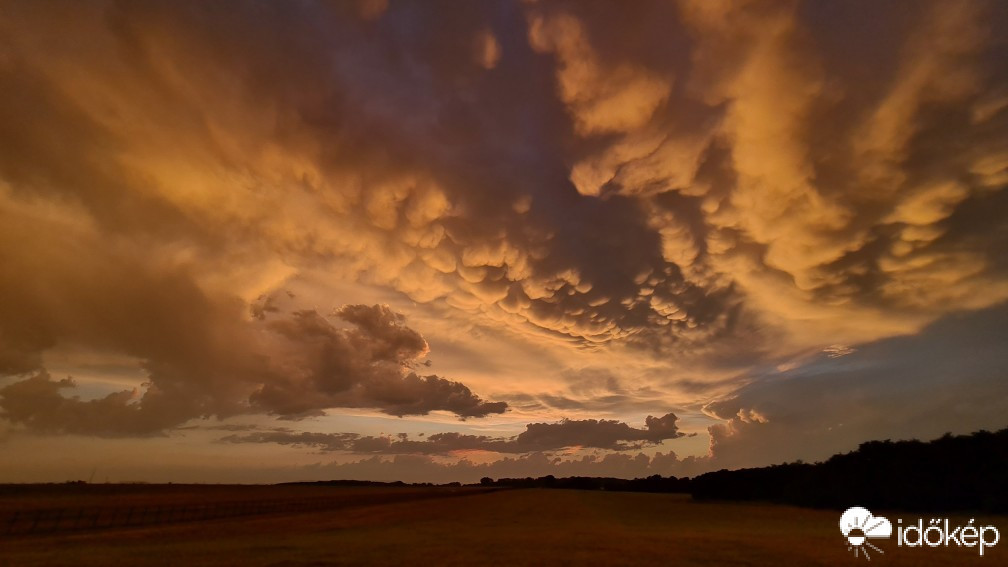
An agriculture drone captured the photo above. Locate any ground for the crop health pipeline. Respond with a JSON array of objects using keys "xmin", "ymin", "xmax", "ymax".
[{"xmin": 0, "ymin": 486, "xmax": 1004, "ymax": 566}]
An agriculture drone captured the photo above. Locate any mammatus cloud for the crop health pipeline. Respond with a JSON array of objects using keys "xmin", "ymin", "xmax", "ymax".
[
  {"xmin": 543, "ymin": 1, "xmax": 1008, "ymax": 350},
  {"xmin": 5, "ymin": 0, "xmax": 1002, "ymax": 367},
  {"xmin": 222, "ymin": 412, "xmax": 685, "ymax": 454},
  {"xmin": 0, "ymin": 1, "xmax": 1005, "ymax": 480},
  {"xmin": 0, "ymin": 302, "xmax": 506, "ymax": 436}
]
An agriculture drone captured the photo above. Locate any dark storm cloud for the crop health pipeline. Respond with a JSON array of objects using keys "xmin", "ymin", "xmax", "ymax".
[
  {"xmin": 515, "ymin": 413, "xmax": 683, "ymax": 451},
  {"xmin": 0, "ymin": 0, "xmax": 754, "ymax": 357},
  {"xmin": 222, "ymin": 412, "xmax": 684, "ymax": 454},
  {"xmin": 523, "ymin": 0, "xmax": 1008, "ymax": 355},
  {"xmin": 0, "ymin": 371, "xmax": 162, "ymax": 437},
  {"xmin": 4, "ymin": 0, "xmax": 1005, "ymax": 354},
  {"xmin": 0, "ymin": 0, "xmax": 1006, "ymax": 462},
  {"xmin": 252, "ymin": 307, "xmax": 506, "ymax": 419},
  {"xmin": 0, "ymin": 290, "xmax": 506, "ymax": 435}
]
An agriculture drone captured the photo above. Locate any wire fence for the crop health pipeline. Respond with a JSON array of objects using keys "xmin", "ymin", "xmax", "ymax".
[{"xmin": 1, "ymin": 488, "xmax": 495, "ymax": 536}]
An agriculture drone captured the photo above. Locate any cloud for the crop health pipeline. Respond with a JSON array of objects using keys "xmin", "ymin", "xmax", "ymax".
[
  {"xmin": 527, "ymin": 8, "xmax": 671, "ymax": 137},
  {"xmin": 0, "ymin": 0, "xmax": 1005, "ymax": 464},
  {"xmin": 224, "ymin": 299, "xmax": 1000, "ymax": 481},
  {"xmin": 0, "ymin": 296, "xmax": 506, "ymax": 436},
  {"xmin": 524, "ymin": 0, "xmax": 1008, "ymax": 355},
  {"xmin": 4, "ymin": 0, "xmax": 1000, "ymax": 364},
  {"xmin": 251, "ymin": 306, "xmax": 508, "ymax": 419},
  {"xmin": 515, "ymin": 413, "xmax": 683, "ymax": 451},
  {"xmin": 0, "ymin": 0, "xmax": 742, "ymax": 438},
  {"xmin": 223, "ymin": 412, "xmax": 684, "ymax": 454},
  {"xmin": 298, "ymin": 450, "xmax": 703, "ymax": 485},
  {"xmin": 0, "ymin": 371, "xmax": 156, "ymax": 436}
]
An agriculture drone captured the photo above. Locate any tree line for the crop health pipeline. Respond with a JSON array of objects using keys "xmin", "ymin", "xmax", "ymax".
[{"xmin": 477, "ymin": 427, "xmax": 1008, "ymax": 512}]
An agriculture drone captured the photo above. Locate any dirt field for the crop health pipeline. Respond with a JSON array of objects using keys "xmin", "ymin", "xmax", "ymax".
[{"xmin": 0, "ymin": 487, "xmax": 1004, "ymax": 566}]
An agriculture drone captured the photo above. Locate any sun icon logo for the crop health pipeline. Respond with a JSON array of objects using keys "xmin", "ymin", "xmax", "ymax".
[{"xmin": 840, "ymin": 506, "xmax": 892, "ymax": 560}]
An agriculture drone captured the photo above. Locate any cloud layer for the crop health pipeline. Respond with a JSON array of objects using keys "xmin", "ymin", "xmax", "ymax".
[
  {"xmin": 222, "ymin": 412, "xmax": 684, "ymax": 454},
  {"xmin": 0, "ymin": 1, "xmax": 1005, "ymax": 479}
]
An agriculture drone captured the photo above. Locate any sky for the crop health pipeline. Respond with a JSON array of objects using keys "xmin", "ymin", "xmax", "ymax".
[{"xmin": 0, "ymin": 0, "xmax": 1006, "ymax": 484}]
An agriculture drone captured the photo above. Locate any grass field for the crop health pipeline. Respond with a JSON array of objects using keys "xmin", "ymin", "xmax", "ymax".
[{"xmin": 0, "ymin": 487, "xmax": 1004, "ymax": 566}]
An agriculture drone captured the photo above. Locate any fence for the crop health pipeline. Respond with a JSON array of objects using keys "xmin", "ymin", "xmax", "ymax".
[{"xmin": 1, "ymin": 488, "xmax": 495, "ymax": 536}]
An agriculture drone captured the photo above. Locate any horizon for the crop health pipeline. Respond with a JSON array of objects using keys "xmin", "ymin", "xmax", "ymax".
[
  {"xmin": 4, "ymin": 424, "xmax": 1005, "ymax": 486},
  {"xmin": 2, "ymin": 0, "xmax": 1007, "ymax": 486}
]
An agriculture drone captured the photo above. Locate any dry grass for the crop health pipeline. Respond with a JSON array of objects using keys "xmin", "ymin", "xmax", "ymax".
[{"xmin": 0, "ymin": 488, "xmax": 1004, "ymax": 566}]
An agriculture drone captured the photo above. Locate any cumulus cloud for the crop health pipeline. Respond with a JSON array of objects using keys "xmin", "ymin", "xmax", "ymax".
[
  {"xmin": 251, "ymin": 306, "xmax": 507, "ymax": 419},
  {"xmin": 0, "ymin": 299, "xmax": 506, "ymax": 436},
  {"xmin": 222, "ymin": 412, "xmax": 685, "ymax": 454},
  {"xmin": 515, "ymin": 413, "xmax": 683, "ymax": 451},
  {"xmin": 0, "ymin": 371, "xmax": 156, "ymax": 436}
]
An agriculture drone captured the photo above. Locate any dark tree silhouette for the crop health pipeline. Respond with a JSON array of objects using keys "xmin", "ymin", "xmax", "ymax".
[
  {"xmin": 474, "ymin": 427, "xmax": 1008, "ymax": 513},
  {"xmin": 690, "ymin": 428, "xmax": 1008, "ymax": 512}
]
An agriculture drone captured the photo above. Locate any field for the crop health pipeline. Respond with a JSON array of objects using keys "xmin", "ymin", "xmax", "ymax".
[{"xmin": 0, "ymin": 486, "xmax": 1004, "ymax": 566}]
